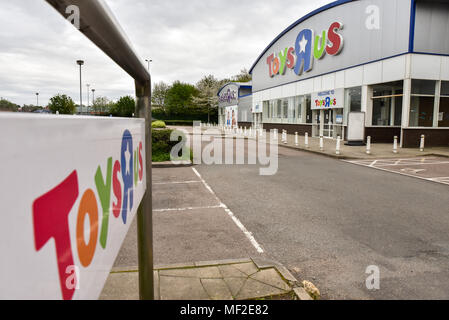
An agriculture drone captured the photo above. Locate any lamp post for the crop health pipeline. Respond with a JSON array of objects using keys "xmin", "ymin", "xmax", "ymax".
[
  {"xmin": 36, "ymin": 93, "xmax": 39, "ymax": 108},
  {"xmin": 92, "ymin": 88, "xmax": 95, "ymax": 105},
  {"xmin": 86, "ymin": 84, "xmax": 90, "ymax": 113},
  {"xmin": 76, "ymin": 60, "xmax": 84, "ymax": 114}
]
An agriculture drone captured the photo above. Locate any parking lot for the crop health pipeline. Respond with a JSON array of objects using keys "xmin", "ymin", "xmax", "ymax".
[{"xmin": 344, "ymin": 157, "xmax": 449, "ymax": 186}]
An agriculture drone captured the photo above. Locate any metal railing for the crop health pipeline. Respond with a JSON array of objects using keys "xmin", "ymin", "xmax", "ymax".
[{"xmin": 45, "ymin": 0, "xmax": 153, "ymax": 300}]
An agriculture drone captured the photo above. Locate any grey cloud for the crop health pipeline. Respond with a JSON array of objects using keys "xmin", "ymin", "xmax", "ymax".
[{"xmin": 0, "ymin": 0, "xmax": 330, "ymax": 106}]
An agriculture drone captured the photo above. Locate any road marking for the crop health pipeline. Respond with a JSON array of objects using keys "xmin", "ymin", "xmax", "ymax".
[
  {"xmin": 154, "ymin": 205, "xmax": 223, "ymax": 212},
  {"xmin": 192, "ymin": 167, "xmax": 265, "ymax": 254},
  {"xmin": 343, "ymin": 158, "xmax": 449, "ymax": 187},
  {"xmin": 153, "ymin": 181, "xmax": 202, "ymax": 185}
]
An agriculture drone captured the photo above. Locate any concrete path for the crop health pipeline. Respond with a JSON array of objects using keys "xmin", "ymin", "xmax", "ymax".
[{"xmin": 101, "ymin": 258, "xmax": 309, "ymax": 300}]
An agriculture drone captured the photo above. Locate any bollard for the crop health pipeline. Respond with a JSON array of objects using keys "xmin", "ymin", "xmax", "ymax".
[
  {"xmin": 336, "ymin": 136, "xmax": 341, "ymax": 155},
  {"xmin": 295, "ymin": 132, "xmax": 299, "ymax": 146},
  {"xmin": 420, "ymin": 135, "xmax": 425, "ymax": 152},
  {"xmin": 284, "ymin": 130, "xmax": 288, "ymax": 144},
  {"xmin": 274, "ymin": 129, "xmax": 278, "ymax": 140},
  {"xmin": 320, "ymin": 136, "xmax": 324, "ymax": 151},
  {"xmin": 305, "ymin": 132, "xmax": 309, "ymax": 148},
  {"xmin": 393, "ymin": 136, "xmax": 398, "ymax": 154},
  {"xmin": 244, "ymin": 127, "xmax": 247, "ymax": 136},
  {"xmin": 366, "ymin": 136, "xmax": 371, "ymax": 155}
]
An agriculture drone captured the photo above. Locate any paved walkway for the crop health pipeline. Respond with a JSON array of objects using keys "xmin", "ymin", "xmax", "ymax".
[
  {"xmin": 100, "ymin": 258, "xmax": 311, "ymax": 300},
  {"xmin": 275, "ymin": 133, "xmax": 449, "ymax": 160}
]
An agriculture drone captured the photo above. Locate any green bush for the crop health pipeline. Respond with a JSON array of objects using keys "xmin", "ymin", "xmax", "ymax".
[
  {"xmin": 152, "ymin": 129, "xmax": 190, "ymax": 162},
  {"xmin": 151, "ymin": 120, "xmax": 167, "ymax": 129}
]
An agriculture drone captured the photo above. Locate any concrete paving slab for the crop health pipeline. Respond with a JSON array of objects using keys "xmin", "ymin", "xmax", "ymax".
[
  {"xmin": 218, "ymin": 265, "xmax": 248, "ymax": 278},
  {"xmin": 236, "ymin": 278, "xmax": 286, "ymax": 300},
  {"xmin": 223, "ymin": 277, "xmax": 247, "ymax": 297},
  {"xmin": 100, "ymin": 272, "xmax": 139, "ymax": 300},
  {"xmin": 159, "ymin": 266, "xmax": 222, "ymax": 279},
  {"xmin": 159, "ymin": 276, "xmax": 210, "ymax": 300},
  {"xmin": 201, "ymin": 279, "xmax": 234, "ymax": 300},
  {"xmin": 232, "ymin": 262, "xmax": 259, "ymax": 276},
  {"xmin": 250, "ymin": 269, "xmax": 292, "ymax": 292}
]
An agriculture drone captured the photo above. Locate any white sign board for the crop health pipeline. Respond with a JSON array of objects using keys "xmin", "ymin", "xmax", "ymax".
[
  {"xmin": 347, "ymin": 112, "xmax": 366, "ymax": 144},
  {"xmin": 311, "ymin": 88, "xmax": 344, "ymax": 110},
  {"xmin": 0, "ymin": 114, "xmax": 146, "ymax": 300}
]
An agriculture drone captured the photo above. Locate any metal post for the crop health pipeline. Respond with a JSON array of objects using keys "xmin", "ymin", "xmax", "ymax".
[
  {"xmin": 305, "ymin": 132, "xmax": 309, "ymax": 148},
  {"xmin": 36, "ymin": 93, "xmax": 39, "ymax": 108},
  {"xmin": 320, "ymin": 136, "xmax": 324, "ymax": 151},
  {"xmin": 77, "ymin": 60, "xmax": 84, "ymax": 114},
  {"xmin": 420, "ymin": 135, "xmax": 425, "ymax": 152},
  {"xmin": 295, "ymin": 132, "xmax": 299, "ymax": 146},
  {"xmin": 135, "ymin": 79, "xmax": 154, "ymax": 300}
]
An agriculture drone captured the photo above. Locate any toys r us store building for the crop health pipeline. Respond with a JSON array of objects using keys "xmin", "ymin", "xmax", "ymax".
[{"xmin": 248, "ymin": 0, "xmax": 449, "ymax": 147}]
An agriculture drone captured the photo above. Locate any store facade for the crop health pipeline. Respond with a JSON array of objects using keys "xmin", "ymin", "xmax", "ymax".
[
  {"xmin": 217, "ymin": 82, "xmax": 253, "ymax": 128},
  {"xmin": 249, "ymin": 0, "xmax": 449, "ymax": 147}
]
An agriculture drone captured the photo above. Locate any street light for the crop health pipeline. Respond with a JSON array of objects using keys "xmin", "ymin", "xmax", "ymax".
[
  {"xmin": 86, "ymin": 84, "xmax": 90, "ymax": 112},
  {"xmin": 92, "ymin": 88, "xmax": 96, "ymax": 106},
  {"xmin": 77, "ymin": 60, "xmax": 84, "ymax": 114},
  {"xmin": 145, "ymin": 59, "xmax": 152, "ymax": 72}
]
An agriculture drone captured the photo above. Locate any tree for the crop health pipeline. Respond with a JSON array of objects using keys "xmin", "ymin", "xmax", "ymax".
[
  {"xmin": 192, "ymin": 75, "xmax": 222, "ymax": 122},
  {"xmin": 110, "ymin": 96, "xmax": 135, "ymax": 118},
  {"xmin": 92, "ymin": 96, "xmax": 113, "ymax": 114},
  {"xmin": 165, "ymin": 81, "xmax": 198, "ymax": 115},
  {"xmin": 48, "ymin": 94, "xmax": 76, "ymax": 115},
  {"xmin": 152, "ymin": 81, "xmax": 170, "ymax": 110},
  {"xmin": 232, "ymin": 68, "xmax": 252, "ymax": 83},
  {"xmin": 0, "ymin": 99, "xmax": 19, "ymax": 112}
]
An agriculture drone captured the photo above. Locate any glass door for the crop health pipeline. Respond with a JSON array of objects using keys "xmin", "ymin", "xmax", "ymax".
[{"xmin": 323, "ymin": 110, "xmax": 334, "ymax": 138}]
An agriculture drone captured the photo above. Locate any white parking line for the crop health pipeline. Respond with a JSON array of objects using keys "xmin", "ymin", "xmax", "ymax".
[
  {"xmin": 192, "ymin": 167, "xmax": 265, "ymax": 254},
  {"xmin": 153, "ymin": 181, "xmax": 202, "ymax": 185},
  {"xmin": 154, "ymin": 205, "xmax": 223, "ymax": 212}
]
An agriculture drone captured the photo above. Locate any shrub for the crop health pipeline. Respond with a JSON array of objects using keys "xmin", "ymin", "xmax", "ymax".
[
  {"xmin": 152, "ymin": 129, "xmax": 190, "ymax": 162},
  {"xmin": 151, "ymin": 120, "xmax": 167, "ymax": 129}
]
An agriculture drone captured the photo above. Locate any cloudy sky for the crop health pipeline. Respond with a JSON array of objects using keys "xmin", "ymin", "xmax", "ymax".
[{"xmin": 0, "ymin": 0, "xmax": 331, "ymax": 106}]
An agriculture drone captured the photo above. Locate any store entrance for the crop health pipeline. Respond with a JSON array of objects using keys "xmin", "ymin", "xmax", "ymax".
[{"xmin": 313, "ymin": 109, "xmax": 344, "ymax": 139}]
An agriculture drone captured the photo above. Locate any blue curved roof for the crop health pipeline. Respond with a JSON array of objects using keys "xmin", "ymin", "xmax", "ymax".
[
  {"xmin": 217, "ymin": 82, "xmax": 252, "ymax": 97},
  {"xmin": 248, "ymin": 0, "xmax": 357, "ymax": 74}
]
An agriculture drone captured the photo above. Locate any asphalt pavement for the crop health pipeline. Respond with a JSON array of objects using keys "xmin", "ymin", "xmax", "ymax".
[{"xmin": 194, "ymin": 140, "xmax": 449, "ymax": 300}]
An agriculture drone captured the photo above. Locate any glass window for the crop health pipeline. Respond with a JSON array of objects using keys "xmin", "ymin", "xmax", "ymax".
[
  {"xmin": 439, "ymin": 81, "xmax": 449, "ymax": 127},
  {"xmin": 394, "ymin": 96, "xmax": 403, "ymax": 126},
  {"xmin": 412, "ymin": 80, "xmax": 436, "ymax": 95},
  {"xmin": 372, "ymin": 97, "xmax": 392, "ymax": 126},
  {"xmin": 277, "ymin": 100, "xmax": 282, "ymax": 118},
  {"xmin": 371, "ymin": 81, "xmax": 404, "ymax": 126},
  {"xmin": 441, "ymin": 81, "xmax": 449, "ymax": 96},
  {"xmin": 346, "ymin": 87, "xmax": 362, "ymax": 112},
  {"xmin": 295, "ymin": 96, "xmax": 303, "ymax": 122},
  {"xmin": 270, "ymin": 100, "xmax": 275, "ymax": 119},
  {"xmin": 283, "ymin": 99, "xmax": 288, "ymax": 119},
  {"xmin": 439, "ymin": 98, "xmax": 449, "ymax": 127},
  {"xmin": 409, "ymin": 96, "xmax": 435, "ymax": 127},
  {"xmin": 305, "ymin": 95, "xmax": 312, "ymax": 124}
]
